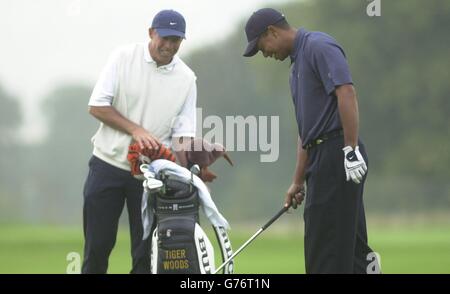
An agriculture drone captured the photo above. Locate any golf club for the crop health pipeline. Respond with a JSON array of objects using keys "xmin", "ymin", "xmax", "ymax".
[
  {"xmin": 145, "ymin": 178, "xmax": 164, "ymax": 190},
  {"xmin": 213, "ymin": 205, "xmax": 290, "ymax": 274},
  {"xmin": 190, "ymin": 164, "xmax": 200, "ymax": 192},
  {"xmin": 190, "ymin": 164, "xmax": 201, "ymax": 176},
  {"xmin": 139, "ymin": 164, "xmax": 164, "ymax": 191}
]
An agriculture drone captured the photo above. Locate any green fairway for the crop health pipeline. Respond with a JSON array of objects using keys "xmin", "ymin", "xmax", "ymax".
[{"xmin": 0, "ymin": 223, "xmax": 449, "ymax": 274}]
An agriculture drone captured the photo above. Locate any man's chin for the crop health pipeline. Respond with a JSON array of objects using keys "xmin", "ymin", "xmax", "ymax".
[
  {"xmin": 278, "ymin": 54, "xmax": 288, "ymax": 61},
  {"xmin": 273, "ymin": 54, "xmax": 287, "ymax": 61}
]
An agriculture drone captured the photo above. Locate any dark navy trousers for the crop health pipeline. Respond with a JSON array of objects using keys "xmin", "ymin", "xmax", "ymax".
[
  {"xmin": 82, "ymin": 156, "xmax": 150, "ymax": 274},
  {"xmin": 304, "ymin": 136, "xmax": 375, "ymax": 274}
]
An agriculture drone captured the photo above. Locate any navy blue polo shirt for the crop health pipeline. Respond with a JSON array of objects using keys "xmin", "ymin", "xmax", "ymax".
[{"xmin": 289, "ymin": 28, "xmax": 353, "ymax": 148}]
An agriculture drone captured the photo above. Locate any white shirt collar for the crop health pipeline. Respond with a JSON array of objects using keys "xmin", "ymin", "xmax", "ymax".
[{"xmin": 144, "ymin": 42, "xmax": 178, "ymax": 72}]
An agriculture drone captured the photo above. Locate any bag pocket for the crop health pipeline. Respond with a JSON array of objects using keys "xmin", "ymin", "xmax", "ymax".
[{"xmin": 156, "ymin": 217, "xmax": 200, "ymax": 274}]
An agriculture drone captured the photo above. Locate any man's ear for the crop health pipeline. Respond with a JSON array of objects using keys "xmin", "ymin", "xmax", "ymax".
[
  {"xmin": 267, "ymin": 25, "xmax": 279, "ymax": 38},
  {"xmin": 149, "ymin": 28, "xmax": 155, "ymax": 39}
]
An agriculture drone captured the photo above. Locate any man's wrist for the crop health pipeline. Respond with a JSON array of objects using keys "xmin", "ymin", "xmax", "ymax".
[
  {"xmin": 293, "ymin": 178, "xmax": 305, "ymax": 186},
  {"xmin": 344, "ymin": 142, "xmax": 357, "ymax": 149},
  {"xmin": 128, "ymin": 124, "xmax": 141, "ymax": 136}
]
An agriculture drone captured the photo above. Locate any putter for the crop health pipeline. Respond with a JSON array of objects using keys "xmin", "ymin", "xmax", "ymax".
[{"xmin": 213, "ymin": 205, "xmax": 290, "ymax": 274}]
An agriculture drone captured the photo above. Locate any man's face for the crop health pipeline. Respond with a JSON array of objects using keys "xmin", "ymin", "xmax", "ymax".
[
  {"xmin": 149, "ymin": 29, "xmax": 183, "ymax": 65},
  {"xmin": 257, "ymin": 28, "xmax": 289, "ymax": 61}
]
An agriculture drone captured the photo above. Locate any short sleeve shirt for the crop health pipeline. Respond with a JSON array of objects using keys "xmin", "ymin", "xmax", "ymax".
[{"xmin": 289, "ymin": 29, "xmax": 353, "ymax": 148}]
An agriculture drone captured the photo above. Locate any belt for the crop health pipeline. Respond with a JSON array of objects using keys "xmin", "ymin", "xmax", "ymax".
[{"xmin": 305, "ymin": 129, "xmax": 344, "ymax": 150}]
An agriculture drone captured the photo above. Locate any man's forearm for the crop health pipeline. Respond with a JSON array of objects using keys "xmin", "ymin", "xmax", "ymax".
[
  {"xmin": 89, "ymin": 106, "xmax": 140, "ymax": 135},
  {"xmin": 336, "ymin": 84, "xmax": 359, "ymax": 148},
  {"xmin": 293, "ymin": 136, "xmax": 308, "ymax": 184}
]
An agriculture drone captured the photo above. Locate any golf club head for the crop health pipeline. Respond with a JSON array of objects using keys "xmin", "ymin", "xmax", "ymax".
[
  {"xmin": 140, "ymin": 164, "xmax": 150, "ymax": 174},
  {"xmin": 146, "ymin": 178, "xmax": 164, "ymax": 191},
  {"xmin": 190, "ymin": 164, "xmax": 201, "ymax": 175},
  {"xmin": 144, "ymin": 171, "xmax": 156, "ymax": 179}
]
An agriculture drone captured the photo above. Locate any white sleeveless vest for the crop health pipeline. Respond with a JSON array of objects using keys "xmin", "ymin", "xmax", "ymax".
[{"xmin": 91, "ymin": 43, "xmax": 196, "ymax": 170}]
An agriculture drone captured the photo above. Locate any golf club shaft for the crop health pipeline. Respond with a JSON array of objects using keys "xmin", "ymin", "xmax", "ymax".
[
  {"xmin": 213, "ymin": 228, "xmax": 262, "ymax": 274},
  {"xmin": 213, "ymin": 206, "xmax": 289, "ymax": 274},
  {"xmin": 262, "ymin": 206, "xmax": 289, "ymax": 230}
]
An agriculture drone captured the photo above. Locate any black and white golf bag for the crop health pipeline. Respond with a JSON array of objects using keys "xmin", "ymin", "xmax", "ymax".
[{"xmin": 146, "ymin": 169, "xmax": 233, "ymax": 274}]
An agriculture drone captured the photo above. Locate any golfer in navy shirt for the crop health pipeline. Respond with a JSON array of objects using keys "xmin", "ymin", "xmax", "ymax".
[{"xmin": 243, "ymin": 8, "xmax": 379, "ymax": 274}]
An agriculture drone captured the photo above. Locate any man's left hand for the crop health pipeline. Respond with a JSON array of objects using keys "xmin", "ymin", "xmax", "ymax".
[{"xmin": 343, "ymin": 146, "xmax": 367, "ymax": 184}]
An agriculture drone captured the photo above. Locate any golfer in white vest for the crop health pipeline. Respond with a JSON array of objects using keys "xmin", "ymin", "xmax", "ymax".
[{"xmin": 82, "ymin": 9, "xmax": 197, "ymax": 273}]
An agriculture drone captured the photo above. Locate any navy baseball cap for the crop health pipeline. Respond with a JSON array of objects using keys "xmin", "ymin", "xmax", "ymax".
[
  {"xmin": 151, "ymin": 10, "xmax": 186, "ymax": 39},
  {"xmin": 243, "ymin": 8, "xmax": 286, "ymax": 57}
]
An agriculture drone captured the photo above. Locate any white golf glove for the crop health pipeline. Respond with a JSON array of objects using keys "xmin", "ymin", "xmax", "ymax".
[{"xmin": 342, "ymin": 145, "xmax": 367, "ymax": 184}]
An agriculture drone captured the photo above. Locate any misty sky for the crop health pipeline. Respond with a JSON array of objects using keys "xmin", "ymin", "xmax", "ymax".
[{"xmin": 1, "ymin": 0, "xmax": 293, "ymax": 143}]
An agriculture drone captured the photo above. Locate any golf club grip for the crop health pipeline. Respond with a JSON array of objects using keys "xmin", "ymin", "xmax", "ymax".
[{"xmin": 261, "ymin": 206, "xmax": 289, "ymax": 230}]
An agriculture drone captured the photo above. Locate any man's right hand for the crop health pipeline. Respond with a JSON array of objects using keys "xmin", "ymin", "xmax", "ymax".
[
  {"xmin": 284, "ymin": 182, "xmax": 305, "ymax": 209},
  {"xmin": 131, "ymin": 127, "xmax": 161, "ymax": 150}
]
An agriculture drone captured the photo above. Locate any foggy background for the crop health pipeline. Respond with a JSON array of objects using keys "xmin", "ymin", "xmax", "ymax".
[{"xmin": 1, "ymin": 0, "xmax": 449, "ymax": 227}]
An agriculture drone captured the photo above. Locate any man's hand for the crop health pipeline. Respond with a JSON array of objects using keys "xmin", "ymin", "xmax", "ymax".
[
  {"xmin": 284, "ymin": 183, "xmax": 305, "ymax": 209},
  {"xmin": 343, "ymin": 145, "xmax": 367, "ymax": 184},
  {"xmin": 131, "ymin": 127, "xmax": 161, "ymax": 150}
]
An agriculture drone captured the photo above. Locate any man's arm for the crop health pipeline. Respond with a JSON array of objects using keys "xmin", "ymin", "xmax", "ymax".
[
  {"xmin": 285, "ymin": 135, "xmax": 308, "ymax": 209},
  {"xmin": 88, "ymin": 47, "xmax": 161, "ymax": 150},
  {"xmin": 89, "ymin": 106, "xmax": 160, "ymax": 150},
  {"xmin": 336, "ymin": 84, "xmax": 359, "ymax": 148},
  {"xmin": 336, "ymin": 84, "xmax": 367, "ymax": 184}
]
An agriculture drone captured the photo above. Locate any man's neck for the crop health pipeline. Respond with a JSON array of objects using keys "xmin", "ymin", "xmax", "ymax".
[{"xmin": 286, "ymin": 28, "xmax": 298, "ymax": 56}]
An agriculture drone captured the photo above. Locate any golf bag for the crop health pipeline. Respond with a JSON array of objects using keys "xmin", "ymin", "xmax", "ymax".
[{"xmin": 148, "ymin": 169, "xmax": 233, "ymax": 274}]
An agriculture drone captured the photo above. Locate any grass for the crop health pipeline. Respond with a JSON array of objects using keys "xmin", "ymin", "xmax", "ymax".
[{"xmin": 0, "ymin": 222, "xmax": 449, "ymax": 274}]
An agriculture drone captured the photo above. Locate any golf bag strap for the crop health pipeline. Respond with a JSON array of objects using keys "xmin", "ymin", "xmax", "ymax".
[{"xmin": 213, "ymin": 225, "xmax": 234, "ymax": 274}]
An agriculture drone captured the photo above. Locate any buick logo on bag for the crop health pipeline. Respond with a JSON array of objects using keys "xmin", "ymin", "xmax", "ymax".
[
  {"xmin": 219, "ymin": 228, "xmax": 234, "ymax": 273},
  {"xmin": 198, "ymin": 236, "xmax": 211, "ymax": 273}
]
